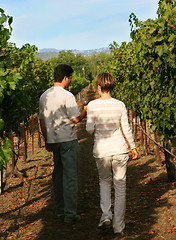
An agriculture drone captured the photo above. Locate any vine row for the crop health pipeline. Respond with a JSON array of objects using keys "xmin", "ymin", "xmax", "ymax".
[{"xmin": 103, "ymin": 0, "xmax": 176, "ymax": 181}]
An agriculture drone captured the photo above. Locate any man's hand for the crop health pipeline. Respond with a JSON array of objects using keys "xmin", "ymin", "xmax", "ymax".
[
  {"xmin": 83, "ymin": 105, "xmax": 87, "ymax": 111},
  {"xmin": 71, "ymin": 109, "xmax": 87, "ymax": 124}
]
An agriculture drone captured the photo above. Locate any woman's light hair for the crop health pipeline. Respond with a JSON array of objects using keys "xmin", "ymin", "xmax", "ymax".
[{"xmin": 95, "ymin": 72, "xmax": 115, "ymax": 92}]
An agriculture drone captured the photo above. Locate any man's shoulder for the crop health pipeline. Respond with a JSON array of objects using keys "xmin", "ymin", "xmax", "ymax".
[
  {"xmin": 40, "ymin": 87, "xmax": 53, "ymax": 100},
  {"xmin": 63, "ymin": 88, "xmax": 74, "ymax": 96}
]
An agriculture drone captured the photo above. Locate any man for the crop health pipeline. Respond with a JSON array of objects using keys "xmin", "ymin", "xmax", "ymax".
[{"xmin": 39, "ymin": 64, "xmax": 87, "ymax": 223}]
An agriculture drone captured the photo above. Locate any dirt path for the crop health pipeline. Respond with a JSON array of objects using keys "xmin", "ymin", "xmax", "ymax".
[{"xmin": 0, "ymin": 85, "xmax": 176, "ymax": 240}]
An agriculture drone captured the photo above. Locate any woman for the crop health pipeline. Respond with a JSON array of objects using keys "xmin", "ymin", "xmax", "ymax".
[{"xmin": 86, "ymin": 72, "xmax": 138, "ymax": 236}]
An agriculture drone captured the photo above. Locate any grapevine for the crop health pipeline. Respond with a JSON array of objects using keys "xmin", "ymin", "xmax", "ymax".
[
  {"xmin": 0, "ymin": 9, "xmax": 54, "ymax": 169},
  {"xmin": 106, "ymin": 0, "xmax": 176, "ymax": 139},
  {"xmin": 105, "ymin": 0, "xmax": 176, "ymax": 181}
]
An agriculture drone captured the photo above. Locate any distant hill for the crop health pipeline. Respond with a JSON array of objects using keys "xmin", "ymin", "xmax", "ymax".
[
  {"xmin": 37, "ymin": 47, "xmax": 110, "ymax": 60},
  {"xmin": 39, "ymin": 48, "xmax": 59, "ymax": 53}
]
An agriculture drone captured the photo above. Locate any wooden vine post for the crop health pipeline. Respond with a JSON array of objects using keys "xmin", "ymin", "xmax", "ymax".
[
  {"xmin": 23, "ymin": 123, "xmax": 27, "ymax": 162},
  {"xmin": 0, "ymin": 168, "xmax": 2, "ymax": 194},
  {"xmin": 132, "ymin": 111, "xmax": 134, "ymax": 136},
  {"xmin": 38, "ymin": 117, "xmax": 41, "ymax": 148},
  {"xmin": 10, "ymin": 132, "xmax": 15, "ymax": 177},
  {"xmin": 163, "ymin": 138, "xmax": 176, "ymax": 182},
  {"xmin": 140, "ymin": 118, "xmax": 145, "ymax": 155},
  {"xmin": 154, "ymin": 131, "xmax": 161, "ymax": 164},
  {"xmin": 31, "ymin": 116, "xmax": 34, "ymax": 155},
  {"xmin": 134, "ymin": 111, "xmax": 137, "ymax": 143},
  {"xmin": 143, "ymin": 120, "xmax": 148, "ymax": 155}
]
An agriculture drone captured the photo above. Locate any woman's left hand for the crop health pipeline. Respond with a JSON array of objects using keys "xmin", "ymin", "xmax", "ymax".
[{"xmin": 131, "ymin": 148, "xmax": 138, "ymax": 159}]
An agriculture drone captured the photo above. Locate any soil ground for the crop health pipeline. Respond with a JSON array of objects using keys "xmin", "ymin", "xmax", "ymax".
[{"xmin": 0, "ymin": 85, "xmax": 176, "ymax": 240}]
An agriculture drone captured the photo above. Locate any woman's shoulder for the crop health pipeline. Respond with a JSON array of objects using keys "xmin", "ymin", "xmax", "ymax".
[
  {"xmin": 88, "ymin": 99, "xmax": 99, "ymax": 105},
  {"xmin": 111, "ymin": 97, "xmax": 125, "ymax": 104}
]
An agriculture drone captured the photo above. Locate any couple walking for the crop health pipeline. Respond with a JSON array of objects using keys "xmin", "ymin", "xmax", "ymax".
[{"xmin": 39, "ymin": 64, "xmax": 138, "ymax": 236}]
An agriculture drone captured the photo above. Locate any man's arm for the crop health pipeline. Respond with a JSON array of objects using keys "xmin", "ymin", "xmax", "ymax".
[
  {"xmin": 71, "ymin": 107, "xmax": 87, "ymax": 124},
  {"xmin": 39, "ymin": 119, "xmax": 52, "ymax": 152},
  {"xmin": 39, "ymin": 119, "xmax": 47, "ymax": 141}
]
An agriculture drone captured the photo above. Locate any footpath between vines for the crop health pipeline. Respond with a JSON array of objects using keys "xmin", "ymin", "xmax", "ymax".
[{"xmin": 0, "ymin": 85, "xmax": 176, "ymax": 240}]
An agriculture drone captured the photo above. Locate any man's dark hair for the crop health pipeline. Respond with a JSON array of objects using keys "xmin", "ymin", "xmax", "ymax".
[{"xmin": 54, "ymin": 64, "xmax": 73, "ymax": 82}]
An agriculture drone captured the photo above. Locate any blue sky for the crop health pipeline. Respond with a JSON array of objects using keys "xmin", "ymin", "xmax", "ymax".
[{"xmin": 1, "ymin": 0, "xmax": 159, "ymax": 51}]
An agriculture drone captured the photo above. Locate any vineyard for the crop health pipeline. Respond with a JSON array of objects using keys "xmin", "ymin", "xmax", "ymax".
[
  {"xmin": 0, "ymin": 0, "xmax": 176, "ymax": 239},
  {"xmin": 0, "ymin": 1, "xmax": 176, "ymax": 182},
  {"xmin": 0, "ymin": 85, "xmax": 176, "ymax": 240}
]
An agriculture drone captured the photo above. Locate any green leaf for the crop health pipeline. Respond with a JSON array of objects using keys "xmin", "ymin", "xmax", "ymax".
[
  {"xmin": 13, "ymin": 72, "xmax": 22, "ymax": 82},
  {"xmin": 0, "ymin": 68, "xmax": 6, "ymax": 76},
  {"xmin": 0, "ymin": 12, "xmax": 7, "ymax": 24},
  {"xmin": 0, "ymin": 119, "xmax": 4, "ymax": 131},
  {"xmin": 8, "ymin": 16, "xmax": 13, "ymax": 25},
  {"xmin": 163, "ymin": 43, "xmax": 168, "ymax": 53},
  {"xmin": 168, "ymin": 34, "xmax": 176, "ymax": 42},
  {"xmin": 9, "ymin": 81, "xmax": 16, "ymax": 90},
  {"xmin": 0, "ymin": 78, "xmax": 7, "ymax": 89},
  {"xmin": 155, "ymin": 46, "xmax": 163, "ymax": 56},
  {"xmin": 0, "ymin": 8, "xmax": 5, "ymax": 14},
  {"xmin": 3, "ymin": 28, "xmax": 11, "ymax": 40},
  {"xmin": 136, "ymin": 42, "xmax": 142, "ymax": 52},
  {"xmin": 0, "ymin": 93, "xmax": 4, "ymax": 103},
  {"xmin": 154, "ymin": 35, "xmax": 164, "ymax": 42},
  {"xmin": 3, "ymin": 138, "xmax": 12, "ymax": 149},
  {"xmin": 174, "ymin": 110, "xmax": 176, "ymax": 121},
  {"xmin": 3, "ymin": 148, "xmax": 11, "ymax": 162}
]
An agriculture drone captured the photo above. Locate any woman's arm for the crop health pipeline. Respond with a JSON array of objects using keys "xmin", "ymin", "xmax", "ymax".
[
  {"xmin": 86, "ymin": 104, "xmax": 95, "ymax": 134},
  {"xmin": 121, "ymin": 104, "xmax": 138, "ymax": 158}
]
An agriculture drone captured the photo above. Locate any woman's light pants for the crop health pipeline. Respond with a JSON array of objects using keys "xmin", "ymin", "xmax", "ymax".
[{"xmin": 95, "ymin": 154, "xmax": 129, "ymax": 233}]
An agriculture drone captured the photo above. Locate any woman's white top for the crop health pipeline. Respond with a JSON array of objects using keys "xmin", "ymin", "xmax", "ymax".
[{"xmin": 86, "ymin": 98, "xmax": 136, "ymax": 158}]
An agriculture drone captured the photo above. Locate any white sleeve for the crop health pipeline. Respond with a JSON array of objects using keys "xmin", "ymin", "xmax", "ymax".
[
  {"xmin": 38, "ymin": 95, "xmax": 44, "ymax": 120},
  {"xmin": 121, "ymin": 103, "xmax": 136, "ymax": 149},
  {"xmin": 86, "ymin": 103, "xmax": 95, "ymax": 134},
  {"xmin": 66, "ymin": 93, "xmax": 80, "ymax": 119}
]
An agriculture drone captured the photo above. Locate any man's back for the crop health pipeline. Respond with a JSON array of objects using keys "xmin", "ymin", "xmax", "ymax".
[{"xmin": 39, "ymin": 86, "xmax": 80, "ymax": 143}]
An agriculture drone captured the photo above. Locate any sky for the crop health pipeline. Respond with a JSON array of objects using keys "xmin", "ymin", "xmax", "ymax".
[{"xmin": 1, "ymin": 0, "xmax": 159, "ymax": 51}]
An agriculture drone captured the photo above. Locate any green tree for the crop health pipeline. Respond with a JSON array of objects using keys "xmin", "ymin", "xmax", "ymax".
[
  {"xmin": 86, "ymin": 52, "xmax": 112, "ymax": 79},
  {"xmin": 49, "ymin": 50, "xmax": 92, "ymax": 81},
  {"xmin": 69, "ymin": 74, "xmax": 90, "ymax": 95}
]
